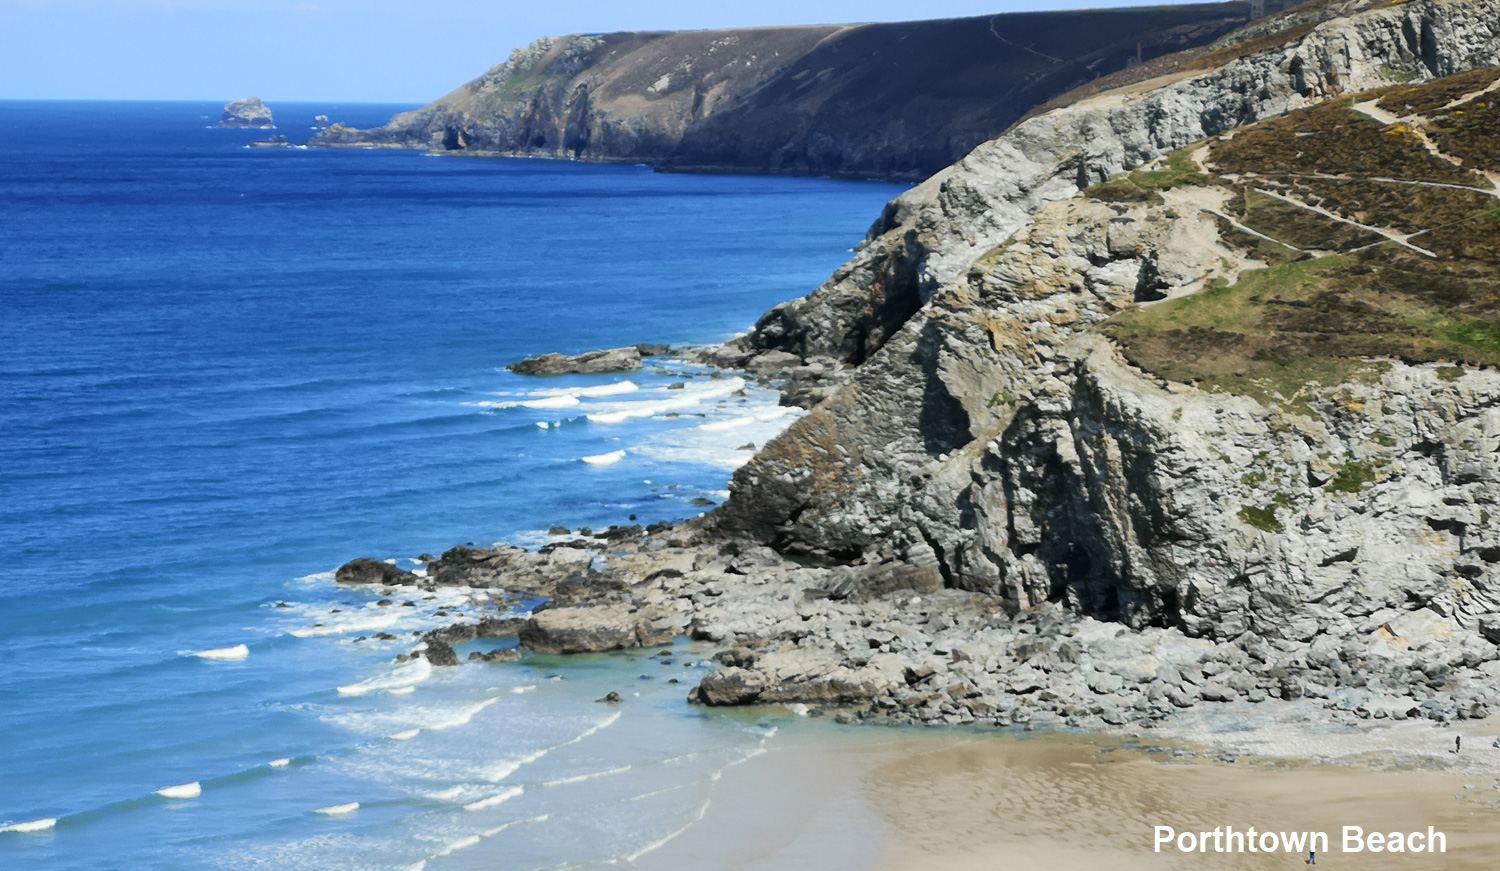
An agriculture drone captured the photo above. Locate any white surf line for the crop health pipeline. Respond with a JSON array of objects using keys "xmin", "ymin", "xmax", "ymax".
[
  {"xmin": 1252, "ymin": 187, "xmax": 1436, "ymax": 257},
  {"xmin": 434, "ymin": 834, "xmax": 482, "ymax": 857},
  {"xmin": 481, "ymin": 813, "xmax": 549, "ymax": 839},
  {"xmin": 268, "ymin": 758, "xmax": 291, "ymax": 768},
  {"xmin": 155, "ymin": 782, "xmax": 201, "ymax": 799},
  {"xmin": 540, "ymin": 765, "xmax": 632, "ymax": 788},
  {"xmin": 462, "ymin": 785, "xmax": 523, "ymax": 811},
  {"xmin": 622, "ymin": 784, "xmax": 688, "ymax": 803},
  {"xmin": 191, "ymin": 643, "xmax": 249, "ymax": 660},
  {"xmin": 553, "ymin": 711, "xmax": 622, "ymax": 749},
  {"xmin": 314, "ymin": 802, "xmax": 359, "ymax": 815},
  {"xmin": 0, "ymin": 818, "xmax": 57, "ymax": 833},
  {"xmin": 623, "ymin": 742, "xmax": 773, "ymax": 863}
]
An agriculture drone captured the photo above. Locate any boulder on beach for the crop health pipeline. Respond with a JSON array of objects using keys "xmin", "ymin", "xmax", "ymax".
[
  {"xmin": 519, "ymin": 604, "xmax": 648, "ymax": 654},
  {"xmin": 334, "ymin": 557, "xmax": 418, "ymax": 586},
  {"xmin": 507, "ymin": 346, "xmax": 642, "ymax": 375},
  {"xmin": 217, "ymin": 96, "xmax": 275, "ymax": 128}
]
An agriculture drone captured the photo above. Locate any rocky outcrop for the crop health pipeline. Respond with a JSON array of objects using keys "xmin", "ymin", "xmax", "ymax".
[
  {"xmin": 736, "ymin": 0, "xmax": 1500, "ymax": 365},
  {"xmin": 508, "ymin": 346, "xmax": 643, "ymax": 375},
  {"xmin": 335, "ymin": 557, "xmax": 418, "ymax": 586},
  {"xmin": 715, "ymin": 52, "xmax": 1500, "ymax": 659},
  {"xmin": 519, "ymin": 603, "xmax": 677, "ymax": 653},
  {"xmin": 308, "ymin": 5, "xmax": 1249, "ymax": 180},
  {"xmin": 217, "ymin": 97, "xmax": 274, "ymax": 128}
]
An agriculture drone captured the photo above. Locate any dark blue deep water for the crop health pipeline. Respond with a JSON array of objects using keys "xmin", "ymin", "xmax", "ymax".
[{"xmin": 0, "ymin": 100, "xmax": 905, "ymax": 869}]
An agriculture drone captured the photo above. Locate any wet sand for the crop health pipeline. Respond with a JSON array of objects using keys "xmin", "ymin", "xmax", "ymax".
[{"xmin": 639, "ymin": 722, "xmax": 1500, "ymax": 871}]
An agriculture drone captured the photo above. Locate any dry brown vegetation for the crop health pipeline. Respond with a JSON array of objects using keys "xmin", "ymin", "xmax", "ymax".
[{"xmin": 1101, "ymin": 70, "xmax": 1500, "ymax": 408}]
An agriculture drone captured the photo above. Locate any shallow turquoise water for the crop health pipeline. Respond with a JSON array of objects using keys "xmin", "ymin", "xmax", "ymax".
[{"xmin": 0, "ymin": 99, "xmax": 905, "ymax": 869}]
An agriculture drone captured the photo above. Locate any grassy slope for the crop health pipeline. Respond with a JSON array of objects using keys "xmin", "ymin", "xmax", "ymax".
[{"xmin": 1095, "ymin": 69, "xmax": 1500, "ymax": 410}]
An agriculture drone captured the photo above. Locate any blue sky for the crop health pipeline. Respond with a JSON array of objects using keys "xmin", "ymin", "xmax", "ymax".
[{"xmin": 0, "ymin": 0, "xmax": 1201, "ymax": 102}]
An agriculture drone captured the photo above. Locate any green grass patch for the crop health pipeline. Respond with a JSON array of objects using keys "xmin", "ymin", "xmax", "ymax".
[
  {"xmin": 1241, "ymin": 471, "xmax": 1267, "ymax": 486},
  {"xmin": 1379, "ymin": 63, "xmax": 1420, "ymax": 84},
  {"xmin": 1238, "ymin": 504, "xmax": 1284, "ymax": 533},
  {"xmin": 1327, "ymin": 461, "xmax": 1375, "ymax": 494},
  {"xmin": 1435, "ymin": 365, "xmax": 1466, "ymax": 382},
  {"xmin": 1370, "ymin": 431, "xmax": 1396, "ymax": 447},
  {"xmin": 1087, "ymin": 148, "xmax": 1210, "ymax": 203}
]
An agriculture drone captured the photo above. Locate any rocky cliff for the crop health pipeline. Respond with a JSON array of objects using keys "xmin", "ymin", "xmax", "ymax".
[
  {"xmin": 714, "ymin": 0, "xmax": 1500, "ymax": 652},
  {"xmin": 307, "ymin": 4, "xmax": 1250, "ymax": 180},
  {"xmin": 737, "ymin": 0, "xmax": 1500, "ymax": 364},
  {"xmin": 333, "ymin": 0, "xmax": 1500, "ymax": 734}
]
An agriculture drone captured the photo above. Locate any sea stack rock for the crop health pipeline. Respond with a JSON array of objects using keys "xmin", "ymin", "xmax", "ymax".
[{"xmin": 217, "ymin": 97, "xmax": 274, "ymax": 128}]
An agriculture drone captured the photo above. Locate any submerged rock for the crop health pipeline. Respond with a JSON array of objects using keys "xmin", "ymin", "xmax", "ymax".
[
  {"xmin": 217, "ymin": 96, "xmax": 274, "ymax": 128},
  {"xmin": 468, "ymin": 648, "xmax": 522, "ymax": 663}
]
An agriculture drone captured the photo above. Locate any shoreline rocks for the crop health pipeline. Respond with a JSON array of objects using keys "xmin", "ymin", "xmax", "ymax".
[{"xmin": 507, "ymin": 345, "xmax": 656, "ymax": 375}]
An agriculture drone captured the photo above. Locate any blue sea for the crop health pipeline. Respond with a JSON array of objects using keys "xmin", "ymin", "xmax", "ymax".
[{"xmin": 0, "ymin": 100, "xmax": 906, "ymax": 869}]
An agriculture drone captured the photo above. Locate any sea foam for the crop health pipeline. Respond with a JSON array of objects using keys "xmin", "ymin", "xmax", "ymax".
[
  {"xmin": 314, "ymin": 802, "xmax": 359, "ymax": 815},
  {"xmin": 337, "ymin": 658, "xmax": 432, "ymax": 697},
  {"xmin": 192, "ymin": 644, "xmax": 249, "ymax": 660},
  {"xmin": 582, "ymin": 449, "xmax": 626, "ymax": 465},
  {"xmin": 462, "ymin": 785, "xmax": 523, "ymax": 811},
  {"xmin": 0, "ymin": 818, "xmax": 57, "ymax": 833},
  {"xmin": 156, "ymin": 782, "xmax": 201, "ymax": 799}
]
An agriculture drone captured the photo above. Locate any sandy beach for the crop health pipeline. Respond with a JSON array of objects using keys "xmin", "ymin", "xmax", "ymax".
[{"xmin": 639, "ymin": 719, "xmax": 1500, "ymax": 871}]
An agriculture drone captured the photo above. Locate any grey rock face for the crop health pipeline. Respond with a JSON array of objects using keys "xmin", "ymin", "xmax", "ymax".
[
  {"xmin": 217, "ymin": 97, "xmax": 274, "ymax": 128},
  {"xmin": 335, "ymin": 557, "xmax": 417, "ymax": 586},
  {"xmin": 508, "ymin": 346, "xmax": 642, "ymax": 375},
  {"xmin": 717, "ymin": 163, "xmax": 1500, "ymax": 656},
  {"xmin": 738, "ymin": 0, "xmax": 1500, "ymax": 365},
  {"xmin": 307, "ymin": 7, "xmax": 1249, "ymax": 181}
]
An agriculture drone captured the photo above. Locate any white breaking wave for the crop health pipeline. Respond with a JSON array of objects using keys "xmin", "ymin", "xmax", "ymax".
[
  {"xmin": 481, "ymin": 813, "xmax": 549, "ymax": 838},
  {"xmin": 390, "ymin": 728, "xmax": 420, "ymax": 740},
  {"xmin": 435, "ymin": 834, "xmax": 481, "ymax": 857},
  {"xmin": 698, "ymin": 416, "xmax": 756, "ymax": 431},
  {"xmin": 156, "ymin": 782, "xmax": 201, "ymax": 799},
  {"xmin": 290, "ymin": 612, "xmax": 400, "ymax": 638},
  {"xmin": 424, "ymin": 785, "xmax": 466, "ymax": 801},
  {"xmin": 520, "ymin": 395, "xmax": 579, "ymax": 409},
  {"xmin": 462, "ymin": 785, "xmax": 523, "ymax": 811},
  {"xmin": 314, "ymin": 802, "xmax": 359, "ymax": 815},
  {"xmin": 581, "ymin": 449, "xmax": 625, "ymax": 465},
  {"xmin": 268, "ymin": 758, "xmax": 291, "ymax": 768},
  {"xmin": 0, "ymin": 818, "xmax": 57, "ymax": 833},
  {"xmin": 337, "ymin": 658, "xmax": 432, "ymax": 697},
  {"xmin": 482, "ymin": 748, "xmax": 549, "ymax": 783},
  {"xmin": 425, "ymin": 697, "xmax": 498, "ymax": 731},
  {"xmin": 510, "ymin": 685, "xmax": 536, "ymax": 694},
  {"xmin": 191, "ymin": 644, "xmax": 249, "ymax": 660},
  {"xmin": 541, "ymin": 765, "xmax": 632, "ymax": 787},
  {"xmin": 556, "ymin": 711, "xmax": 622, "ymax": 749},
  {"xmin": 389, "ymin": 685, "xmax": 416, "ymax": 696},
  {"xmin": 531, "ymin": 380, "xmax": 639, "ymax": 398}
]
